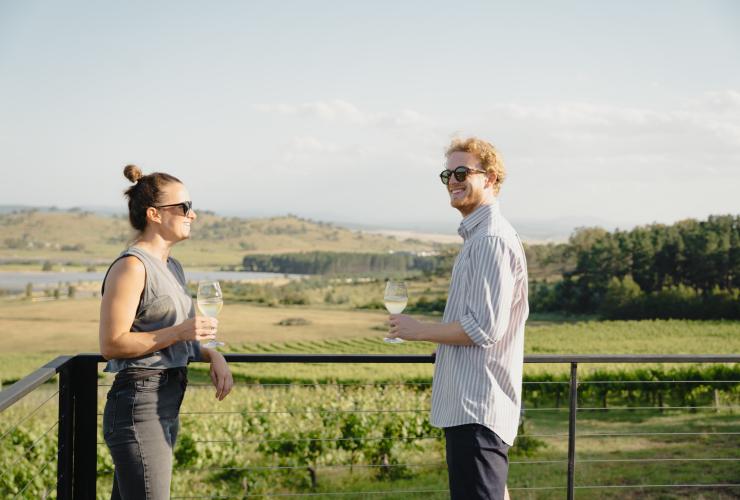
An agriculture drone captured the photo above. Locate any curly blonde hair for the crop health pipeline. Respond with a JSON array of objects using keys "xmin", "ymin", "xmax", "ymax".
[{"xmin": 445, "ymin": 137, "xmax": 506, "ymax": 195}]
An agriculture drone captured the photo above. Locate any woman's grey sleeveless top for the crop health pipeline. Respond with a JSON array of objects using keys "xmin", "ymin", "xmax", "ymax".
[{"xmin": 103, "ymin": 246, "xmax": 202, "ymax": 373}]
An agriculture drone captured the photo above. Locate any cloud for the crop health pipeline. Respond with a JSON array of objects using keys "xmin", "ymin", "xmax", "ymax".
[
  {"xmin": 276, "ymin": 135, "xmax": 370, "ymax": 169},
  {"xmin": 477, "ymin": 92, "xmax": 740, "ymax": 175},
  {"xmin": 693, "ymin": 90, "xmax": 740, "ymax": 114},
  {"xmin": 489, "ymin": 92, "xmax": 740, "ymax": 149},
  {"xmin": 289, "ymin": 136, "xmax": 340, "ymax": 154},
  {"xmin": 254, "ymin": 100, "xmax": 434, "ymax": 128}
]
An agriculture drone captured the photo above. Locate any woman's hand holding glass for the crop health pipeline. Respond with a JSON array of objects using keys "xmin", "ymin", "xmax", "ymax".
[{"xmin": 178, "ymin": 316, "xmax": 219, "ymax": 343}]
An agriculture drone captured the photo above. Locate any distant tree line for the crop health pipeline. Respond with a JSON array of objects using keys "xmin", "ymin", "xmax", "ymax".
[
  {"xmin": 242, "ymin": 251, "xmax": 446, "ymax": 275},
  {"xmin": 240, "ymin": 216, "xmax": 738, "ymax": 319},
  {"xmin": 531, "ymin": 215, "xmax": 740, "ymax": 319}
]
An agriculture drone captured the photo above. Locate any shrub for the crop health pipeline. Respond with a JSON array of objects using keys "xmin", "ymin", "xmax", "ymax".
[{"xmin": 276, "ymin": 318, "xmax": 312, "ymax": 327}]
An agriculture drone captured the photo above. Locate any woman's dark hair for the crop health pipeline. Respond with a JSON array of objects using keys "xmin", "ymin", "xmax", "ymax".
[{"xmin": 123, "ymin": 165, "xmax": 182, "ymax": 231}]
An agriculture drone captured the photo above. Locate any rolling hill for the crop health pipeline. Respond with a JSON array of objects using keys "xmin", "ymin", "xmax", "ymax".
[{"xmin": 0, "ymin": 209, "xmax": 451, "ymax": 268}]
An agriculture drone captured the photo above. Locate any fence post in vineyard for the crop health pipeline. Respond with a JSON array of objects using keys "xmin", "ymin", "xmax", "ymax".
[
  {"xmin": 567, "ymin": 362, "xmax": 578, "ymax": 500},
  {"xmin": 57, "ymin": 355, "xmax": 98, "ymax": 500}
]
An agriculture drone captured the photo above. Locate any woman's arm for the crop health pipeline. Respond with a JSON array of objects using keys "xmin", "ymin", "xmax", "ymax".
[
  {"xmin": 98, "ymin": 256, "xmax": 217, "ymax": 359},
  {"xmin": 201, "ymin": 347, "xmax": 234, "ymax": 400}
]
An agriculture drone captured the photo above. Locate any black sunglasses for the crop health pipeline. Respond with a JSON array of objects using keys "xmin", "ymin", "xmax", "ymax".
[
  {"xmin": 439, "ymin": 166, "xmax": 488, "ymax": 185},
  {"xmin": 155, "ymin": 200, "xmax": 193, "ymax": 216}
]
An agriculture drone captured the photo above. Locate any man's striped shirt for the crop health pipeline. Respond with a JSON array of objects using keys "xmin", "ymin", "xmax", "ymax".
[{"xmin": 430, "ymin": 201, "xmax": 529, "ymax": 445}]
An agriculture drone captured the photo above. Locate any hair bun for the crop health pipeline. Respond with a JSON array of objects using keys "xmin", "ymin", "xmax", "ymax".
[{"xmin": 123, "ymin": 164, "xmax": 143, "ymax": 183}]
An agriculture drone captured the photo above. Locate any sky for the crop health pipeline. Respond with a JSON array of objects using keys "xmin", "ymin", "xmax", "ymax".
[{"xmin": 1, "ymin": 0, "xmax": 738, "ymax": 237}]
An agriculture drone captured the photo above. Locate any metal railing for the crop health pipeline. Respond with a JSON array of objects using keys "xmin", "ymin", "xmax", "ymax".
[{"xmin": 1, "ymin": 354, "xmax": 739, "ymax": 499}]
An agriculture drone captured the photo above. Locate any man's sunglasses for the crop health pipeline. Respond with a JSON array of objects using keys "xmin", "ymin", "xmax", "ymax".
[
  {"xmin": 155, "ymin": 201, "xmax": 193, "ymax": 216},
  {"xmin": 439, "ymin": 166, "xmax": 488, "ymax": 185}
]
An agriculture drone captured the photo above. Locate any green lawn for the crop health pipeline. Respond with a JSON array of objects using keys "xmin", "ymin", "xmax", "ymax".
[
  {"xmin": 2, "ymin": 311, "xmax": 738, "ymax": 498},
  {"xmin": 1, "ymin": 297, "xmax": 738, "ymax": 384}
]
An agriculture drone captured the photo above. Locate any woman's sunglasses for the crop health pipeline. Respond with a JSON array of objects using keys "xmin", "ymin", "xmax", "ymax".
[
  {"xmin": 155, "ymin": 200, "xmax": 193, "ymax": 216},
  {"xmin": 439, "ymin": 166, "xmax": 488, "ymax": 185}
]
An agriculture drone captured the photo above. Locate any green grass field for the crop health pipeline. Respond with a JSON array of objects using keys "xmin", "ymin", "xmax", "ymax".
[
  {"xmin": 4, "ymin": 380, "xmax": 737, "ymax": 499},
  {"xmin": 1, "ymin": 297, "xmax": 739, "ymax": 383},
  {"xmin": 1, "ymin": 298, "xmax": 738, "ymax": 498}
]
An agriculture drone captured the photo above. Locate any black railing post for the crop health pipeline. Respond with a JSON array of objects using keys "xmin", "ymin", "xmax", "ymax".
[
  {"xmin": 56, "ymin": 355, "xmax": 98, "ymax": 500},
  {"xmin": 57, "ymin": 360, "xmax": 73, "ymax": 499},
  {"xmin": 567, "ymin": 362, "xmax": 578, "ymax": 500}
]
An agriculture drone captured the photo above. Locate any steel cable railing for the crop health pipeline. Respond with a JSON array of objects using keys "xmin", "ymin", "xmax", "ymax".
[
  {"xmin": 505, "ymin": 483, "xmax": 740, "ymax": 491},
  {"xmin": 0, "ymin": 356, "xmax": 76, "ymax": 498},
  {"xmin": 99, "ymin": 381, "xmax": 437, "ymax": 388},
  {"xmin": 167, "ymin": 483, "xmax": 740, "ymax": 498},
  {"xmin": 12, "ymin": 454, "xmax": 56, "ymax": 499},
  {"xmin": 575, "ymin": 379, "xmax": 740, "ymax": 384},
  {"xmin": 102, "ymin": 462, "xmax": 448, "ymax": 474},
  {"xmin": 512, "ymin": 431, "xmax": 739, "ymax": 438},
  {"xmin": 3, "ymin": 353, "xmax": 740, "ymax": 497},
  {"xmin": 158, "ymin": 359, "xmax": 737, "ymax": 498},
  {"xmin": 111, "ymin": 436, "xmax": 443, "ymax": 446},
  {"xmin": 0, "ymin": 389, "xmax": 58, "ymax": 443},
  {"xmin": 522, "ymin": 404, "xmax": 740, "ymax": 411},
  {"xmin": 573, "ymin": 483, "xmax": 740, "ymax": 490},
  {"xmin": 92, "ymin": 431, "xmax": 740, "ymax": 445},
  {"xmin": 0, "ymin": 387, "xmax": 59, "ymax": 499},
  {"xmin": 0, "ymin": 420, "xmax": 59, "ymax": 481},
  {"xmin": 103, "ymin": 456, "xmax": 740, "ymax": 475},
  {"xmin": 171, "ymin": 490, "xmax": 450, "ymax": 498},
  {"xmin": 158, "ymin": 390, "xmax": 735, "ymax": 495}
]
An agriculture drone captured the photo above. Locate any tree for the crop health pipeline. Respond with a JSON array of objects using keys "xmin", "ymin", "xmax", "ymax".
[
  {"xmin": 629, "ymin": 227, "xmax": 658, "ymax": 292},
  {"xmin": 600, "ymin": 276, "xmax": 642, "ymax": 318}
]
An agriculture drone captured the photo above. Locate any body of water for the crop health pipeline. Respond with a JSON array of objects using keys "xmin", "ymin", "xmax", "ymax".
[{"xmin": 0, "ymin": 271, "xmax": 301, "ymax": 291}]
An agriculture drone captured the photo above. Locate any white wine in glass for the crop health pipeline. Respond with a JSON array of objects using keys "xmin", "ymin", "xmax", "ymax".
[
  {"xmin": 383, "ymin": 280, "xmax": 408, "ymax": 344},
  {"xmin": 197, "ymin": 280, "xmax": 224, "ymax": 348}
]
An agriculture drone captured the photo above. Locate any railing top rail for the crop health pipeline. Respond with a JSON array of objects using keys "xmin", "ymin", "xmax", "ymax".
[
  {"xmin": 2, "ymin": 352, "xmax": 737, "ymax": 413},
  {"xmin": 0, "ymin": 355, "xmax": 73, "ymax": 413},
  {"xmin": 219, "ymin": 353, "xmax": 740, "ymax": 364},
  {"xmin": 523, "ymin": 354, "xmax": 740, "ymax": 363},
  {"xmin": 64, "ymin": 353, "xmax": 740, "ymax": 364}
]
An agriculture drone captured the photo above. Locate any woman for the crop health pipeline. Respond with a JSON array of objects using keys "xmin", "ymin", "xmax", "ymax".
[{"xmin": 100, "ymin": 165, "xmax": 233, "ymax": 499}]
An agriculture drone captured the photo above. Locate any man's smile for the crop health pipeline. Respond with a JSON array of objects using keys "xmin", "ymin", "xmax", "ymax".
[{"xmin": 449, "ymin": 186, "xmax": 467, "ymax": 200}]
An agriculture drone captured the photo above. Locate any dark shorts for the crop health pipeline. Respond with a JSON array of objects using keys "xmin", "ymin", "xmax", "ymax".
[{"xmin": 444, "ymin": 424, "xmax": 510, "ymax": 500}]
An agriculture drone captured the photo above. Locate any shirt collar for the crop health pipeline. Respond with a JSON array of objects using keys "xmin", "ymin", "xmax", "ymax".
[{"xmin": 457, "ymin": 201, "xmax": 500, "ymax": 240}]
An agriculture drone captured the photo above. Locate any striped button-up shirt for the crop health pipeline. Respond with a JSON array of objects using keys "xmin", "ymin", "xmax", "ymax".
[{"xmin": 430, "ymin": 201, "xmax": 529, "ymax": 445}]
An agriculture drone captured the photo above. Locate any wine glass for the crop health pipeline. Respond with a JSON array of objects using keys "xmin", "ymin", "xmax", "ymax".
[
  {"xmin": 197, "ymin": 280, "xmax": 224, "ymax": 348},
  {"xmin": 383, "ymin": 280, "xmax": 408, "ymax": 344}
]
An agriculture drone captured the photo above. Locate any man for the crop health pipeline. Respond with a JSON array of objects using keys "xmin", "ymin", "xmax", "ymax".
[{"xmin": 387, "ymin": 137, "xmax": 528, "ymax": 499}]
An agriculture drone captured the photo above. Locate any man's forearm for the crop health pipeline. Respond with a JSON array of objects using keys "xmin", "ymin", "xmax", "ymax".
[{"xmin": 418, "ymin": 321, "xmax": 475, "ymax": 346}]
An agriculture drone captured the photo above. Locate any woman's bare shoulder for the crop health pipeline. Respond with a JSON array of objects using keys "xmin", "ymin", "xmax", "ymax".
[{"xmin": 105, "ymin": 255, "xmax": 146, "ymax": 292}]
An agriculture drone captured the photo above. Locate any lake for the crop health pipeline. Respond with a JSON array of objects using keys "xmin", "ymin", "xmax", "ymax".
[{"xmin": 0, "ymin": 270, "xmax": 301, "ymax": 291}]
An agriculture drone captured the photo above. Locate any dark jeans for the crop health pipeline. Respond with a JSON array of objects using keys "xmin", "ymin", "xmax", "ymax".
[
  {"xmin": 444, "ymin": 424, "xmax": 510, "ymax": 500},
  {"xmin": 103, "ymin": 367, "xmax": 188, "ymax": 500}
]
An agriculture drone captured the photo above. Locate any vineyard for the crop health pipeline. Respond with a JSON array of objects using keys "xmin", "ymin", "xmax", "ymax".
[
  {"xmin": 1, "ymin": 295, "xmax": 739, "ymax": 497},
  {"xmin": 2, "ymin": 359, "xmax": 738, "ymax": 499}
]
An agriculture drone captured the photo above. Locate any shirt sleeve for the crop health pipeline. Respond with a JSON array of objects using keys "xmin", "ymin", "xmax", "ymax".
[{"xmin": 459, "ymin": 236, "xmax": 518, "ymax": 347}]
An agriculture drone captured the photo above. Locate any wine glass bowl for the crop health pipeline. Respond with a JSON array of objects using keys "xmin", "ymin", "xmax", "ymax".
[
  {"xmin": 197, "ymin": 280, "xmax": 224, "ymax": 348},
  {"xmin": 383, "ymin": 280, "xmax": 408, "ymax": 344}
]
